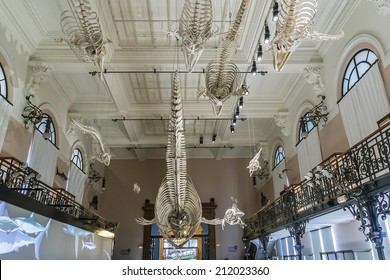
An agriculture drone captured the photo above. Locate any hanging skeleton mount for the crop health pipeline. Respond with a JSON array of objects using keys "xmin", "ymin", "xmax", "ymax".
[
  {"xmin": 179, "ymin": 0, "xmax": 214, "ymax": 72},
  {"xmin": 271, "ymin": 0, "xmax": 344, "ymax": 71},
  {"xmin": 57, "ymin": 0, "xmax": 111, "ymax": 78},
  {"xmin": 199, "ymin": 0, "xmax": 250, "ymax": 116},
  {"xmin": 136, "ymin": 71, "xmax": 203, "ymax": 248}
]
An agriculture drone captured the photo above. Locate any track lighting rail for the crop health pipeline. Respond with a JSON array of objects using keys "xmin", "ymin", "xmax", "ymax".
[{"xmin": 90, "ymin": 69, "xmax": 267, "ymax": 76}]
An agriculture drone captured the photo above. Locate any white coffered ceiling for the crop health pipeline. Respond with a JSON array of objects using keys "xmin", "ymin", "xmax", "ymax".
[{"xmin": 1, "ymin": 0, "xmax": 354, "ymax": 160}]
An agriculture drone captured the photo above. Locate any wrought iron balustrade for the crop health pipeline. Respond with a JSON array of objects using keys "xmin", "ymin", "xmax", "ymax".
[
  {"xmin": 244, "ymin": 122, "xmax": 390, "ymax": 240},
  {"xmin": 0, "ymin": 157, "xmax": 117, "ymax": 233}
]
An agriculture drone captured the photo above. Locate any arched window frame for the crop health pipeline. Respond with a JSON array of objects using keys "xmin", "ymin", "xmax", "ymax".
[
  {"xmin": 35, "ymin": 113, "xmax": 56, "ymax": 145},
  {"xmin": 0, "ymin": 62, "xmax": 7, "ymax": 100},
  {"xmin": 71, "ymin": 148, "xmax": 84, "ymax": 171},
  {"xmin": 274, "ymin": 146, "xmax": 285, "ymax": 168},
  {"xmin": 342, "ymin": 48, "xmax": 378, "ymax": 96}
]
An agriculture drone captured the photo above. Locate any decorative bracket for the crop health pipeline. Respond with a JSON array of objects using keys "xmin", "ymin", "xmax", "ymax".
[
  {"xmin": 274, "ymin": 112, "xmax": 289, "ymax": 136},
  {"xmin": 303, "ymin": 66, "xmax": 325, "ymax": 96}
]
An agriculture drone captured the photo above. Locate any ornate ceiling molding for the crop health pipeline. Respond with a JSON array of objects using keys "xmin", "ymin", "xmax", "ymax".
[
  {"xmin": 274, "ymin": 112, "xmax": 289, "ymax": 136},
  {"xmin": 303, "ymin": 65, "xmax": 325, "ymax": 96},
  {"xmin": 367, "ymin": 0, "xmax": 390, "ymax": 16}
]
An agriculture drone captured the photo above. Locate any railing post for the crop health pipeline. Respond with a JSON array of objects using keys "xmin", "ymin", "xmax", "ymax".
[
  {"xmin": 259, "ymin": 234, "xmax": 270, "ymax": 259},
  {"xmin": 287, "ymin": 220, "xmax": 307, "ymax": 260},
  {"xmin": 344, "ymin": 190, "xmax": 390, "ymax": 260}
]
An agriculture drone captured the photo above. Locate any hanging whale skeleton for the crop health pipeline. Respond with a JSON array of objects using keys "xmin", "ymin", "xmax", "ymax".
[
  {"xmin": 136, "ymin": 72, "xmax": 245, "ymax": 248},
  {"xmin": 270, "ymin": 0, "xmax": 344, "ymax": 71}
]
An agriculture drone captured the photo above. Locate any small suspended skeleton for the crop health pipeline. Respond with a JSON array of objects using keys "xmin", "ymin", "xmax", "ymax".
[
  {"xmin": 202, "ymin": 197, "xmax": 246, "ymax": 230},
  {"xmin": 70, "ymin": 118, "xmax": 112, "ymax": 166},
  {"xmin": 133, "ymin": 183, "xmax": 141, "ymax": 194},
  {"xmin": 56, "ymin": 0, "xmax": 111, "ymax": 79},
  {"xmin": 247, "ymin": 148, "xmax": 262, "ymax": 177},
  {"xmin": 270, "ymin": 0, "xmax": 344, "ymax": 71}
]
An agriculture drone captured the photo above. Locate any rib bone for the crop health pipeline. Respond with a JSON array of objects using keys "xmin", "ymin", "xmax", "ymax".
[
  {"xmin": 271, "ymin": 0, "xmax": 344, "ymax": 71},
  {"xmin": 200, "ymin": 0, "xmax": 250, "ymax": 115},
  {"xmin": 179, "ymin": 0, "xmax": 214, "ymax": 72},
  {"xmin": 58, "ymin": 0, "xmax": 110, "ymax": 78}
]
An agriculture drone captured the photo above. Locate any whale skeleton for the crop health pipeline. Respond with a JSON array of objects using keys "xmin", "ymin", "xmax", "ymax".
[
  {"xmin": 136, "ymin": 72, "xmax": 245, "ymax": 247},
  {"xmin": 270, "ymin": 0, "xmax": 344, "ymax": 71}
]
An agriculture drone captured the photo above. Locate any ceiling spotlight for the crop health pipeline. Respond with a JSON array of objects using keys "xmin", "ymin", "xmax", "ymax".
[
  {"xmin": 264, "ymin": 21, "xmax": 270, "ymax": 44},
  {"xmin": 241, "ymin": 84, "xmax": 249, "ymax": 95},
  {"xmin": 257, "ymin": 43, "xmax": 263, "ymax": 61},
  {"xmin": 272, "ymin": 1, "xmax": 279, "ymax": 22},
  {"xmin": 251, "ymin": 59, "xmax": 257, "ymax": 76},
  {"xmin": 232, "ymin": 117, "xmax": 237, "ymax": 126},
  {"xmin": 230, "ymin": 125, "xmax": 235, "ymax": 133},
  {"xmin": 235, "ymin": 107, "xmax": 240, "ymax": 118},
  {"xmin": 239, "ymin": 96, "xmax": 244, "ymax": 109},
  {"xmin": 212, "ymin": 134, "xmax": 216, "ymax": 143},
  {"xmin": 200, "ymin": 135, "xmax": 204, "ymax": 146}
]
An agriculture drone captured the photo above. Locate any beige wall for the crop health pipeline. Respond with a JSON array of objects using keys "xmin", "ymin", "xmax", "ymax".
[
  {"xmin": 99, "ymin": 157, "xmax": 260, "ymax": 260},
  {"xmin": 0, "ymin": 116, "xmax": 32, "ymax": 161},
  {"xmin": 319, "ymin": 113, "xmax": 350, "ymax": 160},
  {"xmin": 286, "ymin": 154, "xmax": 300, "ymax": 186}
]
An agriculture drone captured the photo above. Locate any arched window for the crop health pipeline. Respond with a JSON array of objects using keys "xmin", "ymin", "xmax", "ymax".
[
  {"xmin": 298, "ymin": 112, "xmax": 315, "ymax": 142},
  {"xmin": 274, "ymin": 146, "xmax": 285, "ymax": 168},
  {"xmin": 342, "ymin": 49, "xmax": 378, "ymax": 96},
  {"xmin": 71, "ymin": 148, "xmax": 84, "ymax": 171},
  {"xmin": 35, "ymin": 113, "xmax": 56, "ymax": 145},
  {"xmin": 0, "ymin": 62, "xmax": 7, "ymax": 99}
]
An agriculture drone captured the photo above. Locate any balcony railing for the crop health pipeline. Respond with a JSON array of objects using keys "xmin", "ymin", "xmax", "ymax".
[
  {"xmin": 0, "ymin": 157, "xmax": 117, "ymax": 233},
  {"xmin": 243, "ymin": 122, "xmax": 390, "ymax": 240}
]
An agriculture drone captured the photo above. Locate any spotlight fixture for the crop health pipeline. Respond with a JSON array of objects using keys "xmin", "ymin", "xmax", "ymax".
[
  {"xmin": 239, "ymin": 96, "xmax": 244, "ymax": 109},
  {"xmin": 230, "ymin": 125, "xmax": 235, "ymax": 133},
  {"xmin": 200, "ymin": 135, "xmax": 204, "ymax": 146},
  {"xmin": 235, "ymin": 107, "xmax": 240, "ymax": 118},
  {"xmin": 272, "ymin": 1, "xmax": 279, "ymax": 22},
  {"xmin": 251, "ymin": 59, "xmax": 257, "ymax": 76},
  {"xmin": 232, "ymin": 117, "xmax": 237, "ymax": 126},
  {"xmin": 264, "ymin": 21, "xmax": 270, "ymax": 44},
  {"xmin": 257, "ymin": 43, "xmax": 263, "ymax": 61},
  {"xmin": 242, "ymin": 83, "xmax": 249, "ymax": 95},
  {"xmin": 212, "ymin": 134, "xmax": 216, "ymax": 143}
]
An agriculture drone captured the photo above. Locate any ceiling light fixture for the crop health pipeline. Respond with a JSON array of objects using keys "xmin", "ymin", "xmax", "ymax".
[
  {"xmin": 264, "ymin": 21, "xmax": 270, "ymax": 44},
  {"xmin": 239, "ymin": 96, "xmax": 244, "ymax": 109},
  {"xmin": 235, "ymin": 107, "xmax": 240, "ymax": 118},
  {"xmin": 230, "ymin": 125, "xmax": 235, "ymax": 133},
  {"xmin": 212, "ymin": 134, "xmax": 216, "ymax": 143},
  {"xmin": 272, "ymin": 1, "xmax": 279, "ymax": 22},
  {"xmin": 251, "ymin": 59, "xmax": 257, "ymax": 76},
  {"xmin": 200, "ymin": 135, "xmax": 204, "ymax": 146},
  {"xmin": 232, "ymin": 117, "xmax": 237, "ymax": 126},
  {"xmin": 257, "ymin": 43, "xmax": 263, "ymax": 61}
]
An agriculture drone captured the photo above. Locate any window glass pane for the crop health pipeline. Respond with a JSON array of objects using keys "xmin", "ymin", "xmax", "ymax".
[
  {"xmin": 355, "ymin": 50, "xmax": 368, "ymax": 63},
  {"xmin": 367, "ymin": 51, "xmax": 377, "ymax": 64},
  {"xmin": 342, "ymin": 49, "xmax": 378, "ymax": 96},
  {"xmin": 344, "ymin": 61, "xmax": 355, "ymax": 81},
  {"xmin": 274, "ymin": 146, "xmax": 285, "ymax": 167},
  {"xmin": 0, "ymin": 64, "xmax": 7, "ymax": 99},
  {"xmin": 356, "ymin": 62, "xmax": 370, "ymax": 78}
]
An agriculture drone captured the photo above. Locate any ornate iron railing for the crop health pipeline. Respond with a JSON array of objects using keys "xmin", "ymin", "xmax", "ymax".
[
  {"xmin": 0, "ymin": 157, "xmax": 117, "ymax": 233},
  {"xmin": 243, "ymin": 122, "xmax": 390, "ymax": 240}
]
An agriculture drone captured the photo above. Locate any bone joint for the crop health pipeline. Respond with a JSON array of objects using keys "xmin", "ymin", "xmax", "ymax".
[
  {"xmin": 179, "ymin": 0, "xmax": 213, "ymax": 72},
  {"xmin": 271, "ymin": 0, "xmax": 344, "ymax": 71},
  {"xmin": 200, "ymin": 0, "xmax": 250, "ymax": 116}
]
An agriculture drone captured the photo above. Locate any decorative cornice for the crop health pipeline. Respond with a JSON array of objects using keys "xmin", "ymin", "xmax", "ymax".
[
  {"xmin": 274, "ymin": 112, "xmax": 289, "ymax": 136},
  {"xmin": 366, "ymin": 0, "xmax": 390, "ymax": 16},
  {"xmin": 303, "ymin": 66, "xmax": 325, "ymax": 96}
]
